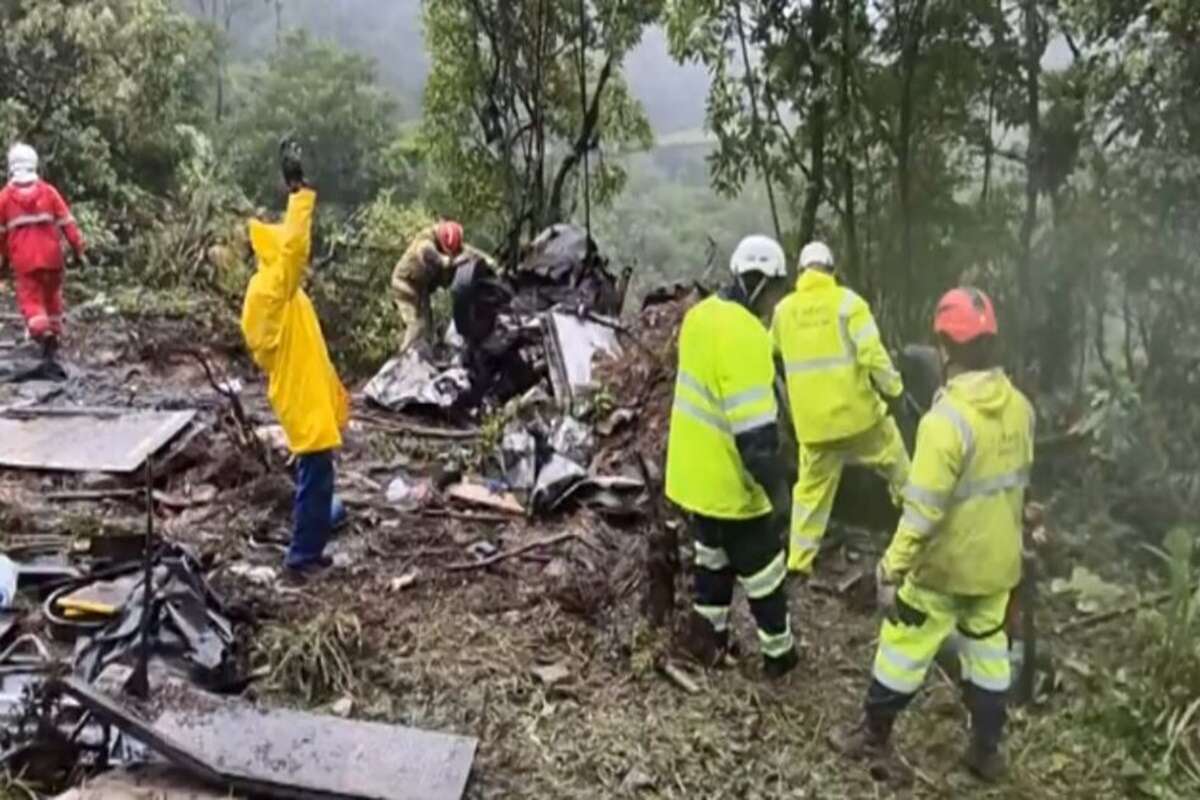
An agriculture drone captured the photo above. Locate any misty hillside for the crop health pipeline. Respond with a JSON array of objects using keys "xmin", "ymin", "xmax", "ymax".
[{"xmin": 204, "ymin": 0, "xmax": 708, "ymax": 133}]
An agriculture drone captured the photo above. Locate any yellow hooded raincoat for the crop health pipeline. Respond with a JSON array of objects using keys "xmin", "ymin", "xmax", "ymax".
[{"xmin": 241, "ymin": 189, "xmax": 349, "ymax": 454}]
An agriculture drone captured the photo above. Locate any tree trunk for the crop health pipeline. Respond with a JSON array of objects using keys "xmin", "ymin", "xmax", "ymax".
[
  {"xmin": 981, "ymin": 80, "xmax": 996, "ymax": 205},
  {"xmin": 799, "ymin": 0, "xmax": 830, "ymax": 246},
  {"xmin": 734, "ymin": 0, "xmax": 783, "ymax": 246},
  {"xmin": 547, "ymin": 54, "xmax": 615, "ymax": 225},
  {"xmin": 895, "ymin": 0, "xmax": 927, "ymax": 307},
  {"xmin": 1017, "ymin": 0, "xmax": 1042, "ymax": 383},
  {"xmin": 838, "ymin": 0, "xmax": 860, "ymax": 288}
]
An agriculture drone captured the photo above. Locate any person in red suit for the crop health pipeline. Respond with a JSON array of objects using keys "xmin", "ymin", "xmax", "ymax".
[{"xmin": 0, "ymin": 143, "xmax": 85, "ymax": 361}]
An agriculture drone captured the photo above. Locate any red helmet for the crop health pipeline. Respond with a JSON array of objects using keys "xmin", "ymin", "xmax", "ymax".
[
  {"xmin": 435, "ymin": 220, "xmax": 464, "ymax": 256},
  {"xmin": 934, "ymin": 287, "xmax": 998, "ymax": 344}
]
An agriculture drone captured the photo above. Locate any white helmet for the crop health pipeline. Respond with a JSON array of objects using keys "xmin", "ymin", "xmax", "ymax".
[
  {"xmin": 799, "ymin": 240, "xmax": 835, "ymax": 270},
  {"xmin": 7, "ymin": 143, "xmax": 38, "ymax": 185},
  {"xmin": 730, "ymin": 235, "xmax": 787, "ymax": 278}
]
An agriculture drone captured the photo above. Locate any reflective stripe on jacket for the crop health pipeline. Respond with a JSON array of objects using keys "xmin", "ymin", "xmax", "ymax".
[
  {"xmin": 0, "ymin": 180, "xmax": 84, "ymax": 273},
  {"xmin": 665, "ymin": 295, "xmax": 778, "ymax": 519},
  {"xmin": 241, "ymin": 189, "xmax": 349, "ymax": 454},
  {"xmin": 882, "ymin": 369, "xmax": 1034, "ymax": 595},
  {"xmin": 770, "ymin": 269, "xmax": 902, "ymax": 444}
]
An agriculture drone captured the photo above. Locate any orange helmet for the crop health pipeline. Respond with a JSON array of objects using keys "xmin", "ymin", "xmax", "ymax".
[
  {"xmin": 934, "ymin": 287, "xmax": 998, "ymax": 344},
  {"xmin": 435, "ymin": 220, "xmax": 464, "ymax": 256}
]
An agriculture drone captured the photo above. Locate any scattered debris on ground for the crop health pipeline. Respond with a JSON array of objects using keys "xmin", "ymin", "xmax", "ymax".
[{"xmin": 0, "ymin": 275, "xmax": 1169, "ymax": 800}]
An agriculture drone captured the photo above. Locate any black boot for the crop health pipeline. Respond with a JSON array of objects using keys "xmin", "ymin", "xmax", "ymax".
[
  {"xmin": 828, "ymin": 709, "xmax": 911, "ymax": 785},
  {"xmin": 829, "ymin": 711, "xmax": 893, "ymax": 760},
  {"xmin": 762, "ymin": 646, "xmax": 799, "ymax": 679},
  {"xmin": 36, "ymin": 335, "xmax": 66, "ymax": 381},
  {"xmin": 680, "ymin": 610, "xmax": 724, "ymax": 668},
  {"xmin": 963, "ymin": 684, "xmax": 1008, "ymax": 782}
]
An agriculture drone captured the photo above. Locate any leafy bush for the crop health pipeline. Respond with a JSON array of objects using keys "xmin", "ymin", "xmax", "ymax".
[
  {"xmin": 307, "ymin": 190, "xmax": 433, "ymax": 377},
  {"xmin": 0, "ymin": 0, "xmax": 212, "ymax": 208},
  {"xmin": 1089, "ymin": 527, "xmax": 1200, "ymax": 792}
]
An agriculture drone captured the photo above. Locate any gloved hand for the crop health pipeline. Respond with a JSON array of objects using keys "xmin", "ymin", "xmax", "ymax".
[
  {"xmin": 73, "ymin": 251, "xmax": 88, "ymax": 269},
  {"xmin": 279, "ymin": 136, "xmax": 307, "ymax": 191},
  {"xmin": 883, "ymin": 391, "xmax": 906, "ymax": 420},
  {"xmin": 876, "ymin": 561, "xmax": 899, "ymax": 622}
]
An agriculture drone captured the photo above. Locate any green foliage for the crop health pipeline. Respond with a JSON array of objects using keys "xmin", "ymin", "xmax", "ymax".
[
  {"xmin": 219, "ymin": 30, "xmax": 402, "ymax": 211},
  {"xmin": 1090, "ymin": 528, "xmax": 1200, "ymax": 793},
  {"xmin": 255, "ymin": 611, "xmax": 367, "ymax": 705},
  {"xmin": 307, "ymin": 191, "xmax": 433, "ymax": 377},
  {"xmin": 420, "ymin": 0, "xmax": 659, "ymax": 252},
  {"xmin": 125, "ymin": 124, "xmax": 254, "ymax": 292},
  {"xmin": 0, "ymin": 0, "xmax": 212, "ymax": 206}
]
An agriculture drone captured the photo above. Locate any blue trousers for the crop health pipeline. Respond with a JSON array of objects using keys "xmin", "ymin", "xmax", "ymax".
[{"xmin": 287, "ymin": 450, "xmax": 335, "ymax": 569}]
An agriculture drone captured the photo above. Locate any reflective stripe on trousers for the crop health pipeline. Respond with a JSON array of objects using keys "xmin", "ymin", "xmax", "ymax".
[
  {"xmin": 790, "ymin": 503, "xmax": 830, "ymax": 553},
  {"xmin": 758, "ymin": 619, "xmax": 794, "ymax": 658},
  {"xmin": 873, "ymin": 643, "xmax": 934, "ymax": 694},
  {"xmin": 693, "ymin": 603, "xmax": 730, "ymax": 633},
  {"xmin": 695, "ymin": 542, "xmax": 731, "ymax": 571},
  {"xmin": 959, "ymin": 635, "xmax": 1012, "ymax": 692},
  {"xmin": 871, "ymin": 583, "xmax": 1010, "ymax": 696},
  {"xmin": 737, "ymin": 552, "xmax": 786, "ymax": 599}
]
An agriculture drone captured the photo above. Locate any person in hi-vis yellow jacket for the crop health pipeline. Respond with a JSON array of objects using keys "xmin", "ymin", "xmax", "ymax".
[
  {"xmin": 241, "ymin": 141, "xmax": 349, "ymax": 576},
  {"xmin": 770, "ymin": 241, "xmax": 911, "ymax": 574},
  {"xmin": 666, "ymin": 235, "xmax": 799, "ymax": 678},
  {"xmin": 830, "ymin": 287, "xmax": 1034, "ymax": 784}
]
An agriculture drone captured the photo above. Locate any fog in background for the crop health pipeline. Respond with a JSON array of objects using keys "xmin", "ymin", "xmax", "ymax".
[{"xmin": 213, "ymin": 0, "xmax": 709, "ymax": 133}]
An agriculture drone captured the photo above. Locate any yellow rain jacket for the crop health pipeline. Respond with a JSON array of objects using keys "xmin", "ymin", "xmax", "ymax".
[
  {"xmin": 882, "ymin": 369, "xmax": 1034, "ymax": 596},
  {"xmin": 771, "ymin": 270, "xmax": 903, "ymax": 443},
  {"xmin": 665, "ymin": 295, "xmax": 779, "ymax": 520},
  {"xmin": 241, "ymin": 189, "xmax": 349, "ymax": 454}
]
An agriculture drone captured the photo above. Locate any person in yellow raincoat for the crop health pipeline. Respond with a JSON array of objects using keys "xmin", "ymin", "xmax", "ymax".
[
  {"xmin": 241, "ymin": 141, "xmax": 349, "ymax": 574},
  {"xmin": 771, "ymin": 241, "xmax": 911, "ymax": 574},
  {"xmin": 831, "ymin": 287, "xmax": 1035, "ymax": 784}
]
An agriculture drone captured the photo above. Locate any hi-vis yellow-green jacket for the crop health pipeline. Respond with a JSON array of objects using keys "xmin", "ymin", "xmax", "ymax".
[
  {"xmin": 241, "ymin": 189, "xmax": 349, "ymax": 454},
  {"xmin": 882, "ymin": 369, "xmax": 1035, "ymax": 596},
  {"xmin": 770, "ymin": 270, "xmax": 903, "ymax": 444},
  {"xmin": 665, "ymin": 295, "xmax": 778, "ymax": 519}
]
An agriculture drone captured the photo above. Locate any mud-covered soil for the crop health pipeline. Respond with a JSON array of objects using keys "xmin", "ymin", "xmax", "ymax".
[{"xmin": 0, "ymin": 291, "xmax": 1153, "ymax": 800}]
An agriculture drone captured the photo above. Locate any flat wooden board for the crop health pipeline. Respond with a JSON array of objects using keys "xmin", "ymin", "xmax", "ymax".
[
  {"xmin": 446, "ymin": 482, "xmax": 524, "ymax": 515},
  {"xmin": 0, "ymin": 408, "xmax": 195, "ymax": 472}
]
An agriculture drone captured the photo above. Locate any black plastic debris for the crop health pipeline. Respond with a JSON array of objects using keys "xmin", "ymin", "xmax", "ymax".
[{"xmin": 73, "ymin": 548, "xmax": 239, "ymax": 692}]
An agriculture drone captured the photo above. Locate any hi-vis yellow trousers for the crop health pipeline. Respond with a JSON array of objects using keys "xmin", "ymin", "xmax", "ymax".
[
  {"xmin": 872, "ymin": 580, "xmax": 1012, "ymax": 696},
  {"xmin": 788, "ymin": 416, "xmax": 910, "ymax": 573}
]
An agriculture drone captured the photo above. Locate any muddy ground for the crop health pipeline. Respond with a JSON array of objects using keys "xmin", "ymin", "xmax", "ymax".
[{"xmin": 0, "ymin": 288, "xmax": 1148, "ymax": 800}]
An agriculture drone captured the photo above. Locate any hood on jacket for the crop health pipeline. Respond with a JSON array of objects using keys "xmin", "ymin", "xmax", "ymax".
[
  {"xmin": 943, "ymin": 368, "xmax": 1014, "ymax": 416},
  {"xmin": 795, "ymin": 267, "xmax": 837, "ymax": 292}
]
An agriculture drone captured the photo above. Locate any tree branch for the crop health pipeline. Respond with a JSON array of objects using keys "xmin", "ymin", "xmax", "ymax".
[{"xmin": 547, "ymin": 51, "xmax": 616, "ymax": 223}]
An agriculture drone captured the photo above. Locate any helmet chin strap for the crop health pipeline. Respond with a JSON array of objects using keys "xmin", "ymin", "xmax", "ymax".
[{"xmin": 735, "ymin": 272, "xmax": 766, "ymax": 308}]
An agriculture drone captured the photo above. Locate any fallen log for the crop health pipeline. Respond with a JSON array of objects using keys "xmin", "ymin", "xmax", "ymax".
[
  {"xmin": 445, "ymin": 532, "xmax": 579, "ymax": 571},
  {"xmin": 48, "ymin": 489, "xmax": 139, "ymax": 502},
  {"xmin": 657, "ymin": 659, "xmax": 701, "ymax": 695},
  {"xmin": 420, "ymin": 509, "xmax": 515, "ymax": 524},
  {"xmin": 356, "ymin": 415, "xmax": 480, "ymax": 440},
  {"xmin": 1053, "ymin": 590, "xmax": 1173, "ymax": 636}
]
